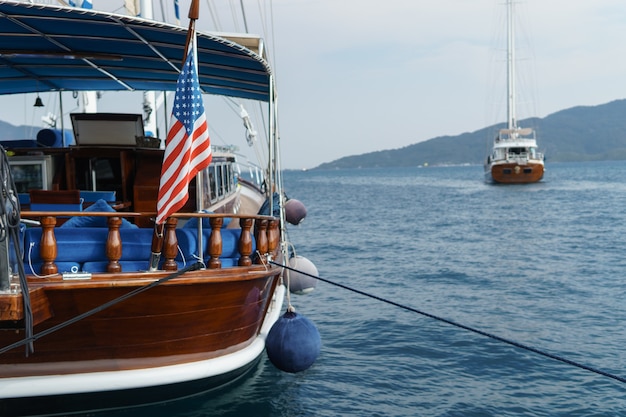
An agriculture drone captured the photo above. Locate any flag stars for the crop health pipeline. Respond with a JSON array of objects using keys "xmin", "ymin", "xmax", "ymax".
[{"xmin": 170, "ymin": 51, "xmax": 205, "ymax": 134}]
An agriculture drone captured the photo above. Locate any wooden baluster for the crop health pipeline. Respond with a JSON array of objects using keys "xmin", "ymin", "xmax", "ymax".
[
  {"xmin": 267, "ymin": 218, "xmax": 280, "ymax": 257},
  {"xmin": 162, "ymin": 217, "xmax": 179, "ymax": 271},
  {"xmin": 254, "ymin": 219, "xmax": 268, "ymax": 264},
  {"xmin": 106, "ymin": 217, "xmax": 123, "ymax": 273},
  {"xmin": 238, "ymin": 217, "xmax": 253, "ymax": 266},
  {"xmin": 39, "ymin": 216, "xmax": 58, "ymax": 275},
  {"xmin": 207, "ymin": 217, "xmax": 223, "ymax": 269}
]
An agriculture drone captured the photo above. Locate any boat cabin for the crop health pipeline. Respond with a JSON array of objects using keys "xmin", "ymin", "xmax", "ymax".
[{"xmin": 2, "ymin": 113, "xmax": 241, "ymax": 227}]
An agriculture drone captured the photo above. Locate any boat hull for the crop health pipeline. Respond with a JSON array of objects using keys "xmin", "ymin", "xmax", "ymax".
[
  {"xmin": 486, "ymin": 162, "xmax": 544, "ymax": 184},
  {"xmin": 0, "ymin": 352, "xmax": 260, "ymax": 416},
  {"xmin": 0, "ymin": 269, "xmax": 285, "ymax": 416}
]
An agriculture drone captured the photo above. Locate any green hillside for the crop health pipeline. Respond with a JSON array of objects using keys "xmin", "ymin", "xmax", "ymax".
[{"xmin": 315, "ymin": 99, "xmax": 626, "ymax": 170}]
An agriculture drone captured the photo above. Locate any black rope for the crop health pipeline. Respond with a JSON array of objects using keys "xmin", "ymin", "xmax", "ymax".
[
  {"xmin": 0, "ymin": 262, "xmax": 203, "ymax": 356},
  {"xmin": 0, "ymin": 146, "xmax": 33, "ymax": 355},
  {"xmin": 273, "ymin": 261, "xmax": 626, "ymax": 385}
]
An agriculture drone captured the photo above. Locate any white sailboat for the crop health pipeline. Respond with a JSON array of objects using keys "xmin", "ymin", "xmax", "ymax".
[{"xmin": 484, "ymin": 0, "xmax": 544, "ymax": 184}]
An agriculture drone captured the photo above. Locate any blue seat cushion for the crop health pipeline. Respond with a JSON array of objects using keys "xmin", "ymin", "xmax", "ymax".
[
  {"xmin": 30, "ymin": 203, "xmax": 82, "ymax": 212},
  {"xmin": 23, "ymin": 225, "xmax": 251, "ymax": 274},
  {"xmin": 82, "ymin": 260, "xmax": 151, "ymax": 272},
  {"xmin": 119, "ymin": 228, "xmax": 154, "ymax": 260},
  {"xmin": 80, "ymin": 191, "xmax": 116, "ymax": 202},
  {"xmin": 61, "ymin": 199, "xmax": 137, "ymax": 228},
  {"xmin": 24, "ymin": 227, "xmax": 109, "ymax": 264}
]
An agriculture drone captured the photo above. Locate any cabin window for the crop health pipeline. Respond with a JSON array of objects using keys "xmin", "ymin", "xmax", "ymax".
[
  {"xmin": 509, "ymin": 147, "xmax": 525, "ymax": 155},
  {"xmin": 75, "ymin": 157, "xmax": 122, "ymax": 194},
  {"xmin": 223, "ymin": 164, "xmax": 228, "ymax": 196},
  {"xmin": 217, "ymin": 164, "xmax": 224, "ymax": 198},
  {"xmin": 209, "ymin": 166, "xmax": 218, "ymax": 204},
  {"xmin": 205, "ymin": 162, "xmax": 236, "ymax": 205},
  {"xmin": 226, "ymin": 164, "xmax": 233, "ymax": 194}
]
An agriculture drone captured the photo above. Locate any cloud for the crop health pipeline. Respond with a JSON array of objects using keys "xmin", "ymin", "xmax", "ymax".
[{"xmin": 1, "ymin": 0, "xmax": 625, "ymax": 170}]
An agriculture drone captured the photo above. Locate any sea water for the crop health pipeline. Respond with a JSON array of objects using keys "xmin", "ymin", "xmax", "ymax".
[{"xmin": 127, "ymin": 161, "xmax": 626, "ymax": 416}]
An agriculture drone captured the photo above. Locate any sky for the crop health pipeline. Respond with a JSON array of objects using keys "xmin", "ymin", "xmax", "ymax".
[{"xmin": 2, "ymin": 0, "xmax": 626, "ymax": 169}]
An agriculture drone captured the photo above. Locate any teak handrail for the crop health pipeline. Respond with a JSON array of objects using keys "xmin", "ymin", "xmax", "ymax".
[{"xmin": 20, "ymin": 212, "xmax": 280, "ymax": 275}]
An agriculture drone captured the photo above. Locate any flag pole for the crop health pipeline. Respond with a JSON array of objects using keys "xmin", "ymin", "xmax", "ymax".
[
  {"xmin": 149, "ymin": 0, "xmax": 202, "ymax": 271},
  {"xmin": 182, "ymin": 0, "xmax": 199, "ymax": 64},
  {"xmin": 186, "ymin": 0, "xmax": 205, "ymax": 267},
  {"xmin": 191, "ymin": 34, "xmax": 205, "ymax": 267}
]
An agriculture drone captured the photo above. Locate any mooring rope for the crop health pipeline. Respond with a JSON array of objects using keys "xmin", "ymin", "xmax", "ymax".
[
  {"xmin": 0, "ymin": 262, "xmax": 203, "ymax": 356},
  {"xmin": 272, "ymin": 261, "xmax": 626, "ymax": 385}
]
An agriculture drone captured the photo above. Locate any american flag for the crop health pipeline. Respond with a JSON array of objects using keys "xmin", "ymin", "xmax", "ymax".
[{"xmin": 156, "ymin": 42, "xmax": 211, "ymax": 225}]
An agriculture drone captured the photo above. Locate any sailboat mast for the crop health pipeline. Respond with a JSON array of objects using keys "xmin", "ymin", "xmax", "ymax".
[
  {"xmin": 140, "ymin": 0, "xmax": 158, "ymax": 137},
  {"xmin": 506, "ymin": 0, "xmax": 516, "ymax": 131}
]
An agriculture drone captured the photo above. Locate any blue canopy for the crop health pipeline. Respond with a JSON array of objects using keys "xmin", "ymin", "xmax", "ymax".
[{"xmin": 0, "ymin": 1, "xmax": 272, "ymax": 101}]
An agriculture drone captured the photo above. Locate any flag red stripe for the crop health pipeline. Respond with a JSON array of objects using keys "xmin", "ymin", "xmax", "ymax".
[{"xmin": 156, "ymin": 44, "xmax": 212, "ymax": 225}]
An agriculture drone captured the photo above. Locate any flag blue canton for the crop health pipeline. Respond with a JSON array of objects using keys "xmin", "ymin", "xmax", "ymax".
[{"xmin": 172, "ymin": 51, "xmax": 205, "ymax": 137}]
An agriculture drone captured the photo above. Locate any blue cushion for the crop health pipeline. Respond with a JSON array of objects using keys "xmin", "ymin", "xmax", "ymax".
[
  {"xmin": 119, "ymin": 228, "xmax": 153, "ymax": 260},
  {"xmin": 30, "ymin": 203, "xmax": 83, "ymax": 212},
  {"xmin": 174, "ymin": 228, "xmax": 247, "ymax": 260},
  {"xmin": 80, "ymin": 191, "xmax": 116, "ymax": 202},
  {"xmin": 220, "ymin": 258, "xmax": 239, "ymax": 267},
  {"xmin": 24, "ymin": 227, "xmax": 109, "ymax": 263},
  {"xmin": 22, "ymin": 223, "xmax": 251, "ymax": 274},
  {"xmin": 174, "ymin": 229, "xmax": 200, "ymax": 261},
  {"xmin": 82, "ymin": 260, "xmax": 151, "ymax": 272},
  {"xmin": 221, "ymin": 229, "xmax": 244, "ymax": 258},
  {"xmin": 61, "ymin": 199, "xmax": 137, "ymax": 228}
]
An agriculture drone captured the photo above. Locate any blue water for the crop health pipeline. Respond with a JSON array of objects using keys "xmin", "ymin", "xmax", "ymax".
[{"xmin": 131, "ymin": 161, "xmax": 626, "ymax": 416}]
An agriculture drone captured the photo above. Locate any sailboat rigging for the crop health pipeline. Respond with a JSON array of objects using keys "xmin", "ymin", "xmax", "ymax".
[{"xmin": 484, "ymin": 0, "xmax": 544, "ymax": 184}]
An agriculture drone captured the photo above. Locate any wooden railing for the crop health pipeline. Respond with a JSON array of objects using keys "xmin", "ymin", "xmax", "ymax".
[{"xmin": 20, "ymin": 211, "xmax": 280, "ymax": 275}]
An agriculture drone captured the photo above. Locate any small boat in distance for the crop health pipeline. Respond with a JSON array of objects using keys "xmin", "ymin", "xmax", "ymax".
[{"xmin": 484, "ymin": 0, "xmax": 544, "ymax": 184}]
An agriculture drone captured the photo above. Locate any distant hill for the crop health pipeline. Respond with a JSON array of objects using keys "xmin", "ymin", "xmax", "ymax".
[
  {"xmin": 315, "ymin": 99, "xmax": 626, "ymax": 170},
  {"xmin": 0, "ymin": 120, "xmax": 41, "ymax": 141}
]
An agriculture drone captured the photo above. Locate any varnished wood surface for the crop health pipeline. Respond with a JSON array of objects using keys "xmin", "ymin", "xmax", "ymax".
[
  {"xmin": 490, "ymin": 163, "xmax": 544, "ymax": 184},
  {"xmin": 0, "ymin": 267, "xmax": 281, "ymax": 376},
  {"xmin": 0, "ymin": 285, "xmax": 51, "ymax": 324},
  {"xmin": 0, "ymin": 209, "xmax": 283, "ymax": 378},
  {"xmin": 29, "ymin": 189, "xmax": 80, "ymax": 204}
]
